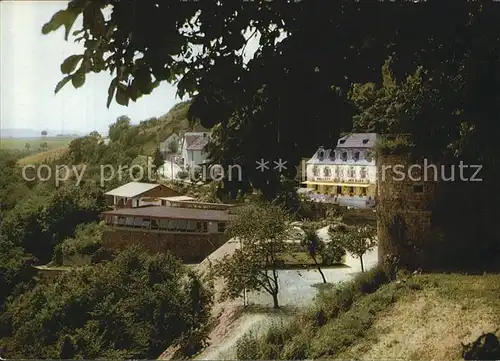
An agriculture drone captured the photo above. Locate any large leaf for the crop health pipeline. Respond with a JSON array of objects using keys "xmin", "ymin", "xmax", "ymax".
[
  {"xmin": 83, "ymin": 4, "xmax": 105, "ymax": 37},
  {"xmin": 60, "ymin": 55, "xmax": 84, "ymax": 74},
  {"xmin": 107, "ymin": 78, "xmax": 118, "ymax": 108},
  {"xmin": 127, "ymin": 81, "xmax": 143, "ymax": 102},
  {"xmin": 135, "ymin": 67, "xmax": 153, "ymax": 95},
  {"xmin": 71, "ymin": 71, "xmax": 86, "ymax": 89},
  {"xmin": 116, "ymin": 83, "xmax": 130, "ymax": 106},
  {"xmin": 54, "ymin": 75, "xmax": 73, "ymax": 94},
  {"xmin": 41, "ymin": 9, "xmax": 80, "ymax": 40}
]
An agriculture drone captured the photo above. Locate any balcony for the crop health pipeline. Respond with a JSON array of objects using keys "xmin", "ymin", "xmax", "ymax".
[{"xmin": 307, "ymin": 194, "xmax": 376, "ymax": 209}]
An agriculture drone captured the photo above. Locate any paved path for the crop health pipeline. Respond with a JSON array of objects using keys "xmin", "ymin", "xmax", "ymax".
[{"xmin": 195, "ymin": 227, "xmax": 379, "ymax": 360}]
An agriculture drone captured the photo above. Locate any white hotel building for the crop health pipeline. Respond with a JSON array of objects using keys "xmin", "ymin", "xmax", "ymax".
[{"xmin": 301, "ymin": 133, "xmax": 378, "ymax": 208}]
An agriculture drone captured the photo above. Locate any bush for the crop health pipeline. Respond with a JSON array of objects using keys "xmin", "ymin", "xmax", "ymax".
[
  {"xmin": 236, "ymin": 332, "xmax": 262, "ymax": 360},
  {"xmin": 177, "ymin": 170, "xmax": 189, "ymax": 179},
  {"xmin": 1, "ymin": 246, "xmax": 213, "ymax": 359},
  {"xmin": 90, "ymin": 247, "xmax": 116, "ymax": 264},
  {"xmin": 353, "ymin": 266, "xmax": 391, "ymax": 294},
  {"xmin": 320, "ymin": 241, "xmax": 346, "ymax": 266}
]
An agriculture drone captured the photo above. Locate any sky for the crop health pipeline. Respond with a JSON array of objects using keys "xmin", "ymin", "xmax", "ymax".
[{"xmin": 0, "ymin": 1, "xmax": 183, "ymax": 135}]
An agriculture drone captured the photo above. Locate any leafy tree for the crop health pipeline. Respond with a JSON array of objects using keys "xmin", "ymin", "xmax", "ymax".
[
  {"xmin": 330, "ymin": 224, "xmax": 377, "ymax": 272},
  {"xmin": 300, "ymin": 223, "xmax": 327, "ymax": 283},
  {"xmin": 0, "ymin": 151, "xmax": 30, "ymax": 220},
  {"xmin": 42, "ymin": 1, "xmax": 500, "ymax": 200},
  {"xmin": 24, "ymin": 143, "xmax": 31, "ymax": 151},
  {"xmin": 53, "ymin": 222, "xmax": 105, "ymax": 266},
  {"xmin": 0, "ymin": 237, "xmax": 37, "ymax": 310},
  {"xmin": 213, "ymin": 203, "xmax": 300, "ymax": 308},
  {"xmin": 40, "ymin": 142, "xmax": 48, "ymax": 150},
  {"xmin": 0, "ymin": 245, "xmax": 213, "ymax": 359},
  {"xmin": 67, "ymin": 135, "xmax": 105, "ymax": 164},
  {"xmin": 167, "ymin": 139, "xmax": 179, "ymax": 154},
  {"xmin": 108, "ymin": 115, "xmax": 132, "ymax": 143},
  {"xmin": 0, "ymin": 182, "xmax": 106, "ymax": 263},
  {"xmin": 152, "ymin": 147, "xmax": 164, "ymax": 177},
  {"xmin": 319, "ymin": 239, "xmax": 346, "ymax": 267},
  {"xmin": 41, "ymin": 130, "xmax": 47, "ymax": 137}
]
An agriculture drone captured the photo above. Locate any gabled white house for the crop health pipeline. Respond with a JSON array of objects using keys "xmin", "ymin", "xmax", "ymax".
[
  {"xmin": 159, "ymin": 132, "xmax": 182, "ymax": 156},
  {"xmin": 181, "ymin": 132, "xmax": 211, "ymax": 169}
]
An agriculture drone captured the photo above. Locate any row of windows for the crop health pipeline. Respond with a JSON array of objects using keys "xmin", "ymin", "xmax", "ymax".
[
  {"xmin": 312, "ymin": 184, "xmax": 368, "ymax": 196},
  {"xmin": 104, "ymin": 216, "xmax": 226, "ymax": 233},
  {"xmin": 317, "ymin": 149, "xmax": 373, "ymax": 162},
  {"xmin": 312, "ymin": 165, "xmax": 368, "ymax": 178}
]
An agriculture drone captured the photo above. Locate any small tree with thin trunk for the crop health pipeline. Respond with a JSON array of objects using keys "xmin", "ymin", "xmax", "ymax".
[
  {"xmin": 213, "ymin": 202, "xmax": 300, "ymax": 309},
  {"xmin": 335, "ymin": 224, "xmax": 377, "ymax": 272},
  {"xmin": 152, "ymin": 147, "xmax": 164, "ymax": 177},
  {"xmin": 300, "ymin": 223, "xmax": 327, "ymax": 283},
  {"xmin": 167, "ymin": 139, "xmax": 179, "ymax": 154}
]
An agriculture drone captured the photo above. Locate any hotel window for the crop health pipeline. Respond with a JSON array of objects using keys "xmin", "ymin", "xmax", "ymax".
[
  {"xmin": 353, "ymin": 151, "xmax": 360, "ymax": 161},
  {"xmin": 312, "ymin": 165, "xmax": 319, "ymax": 176},
  {"xmin": 348, "ymin": 167, "xmax": 355, "ymax": 178},
  {"xmin": 329, "ymin": 150, "xmax": 336, "ymax": 161},
  {"xmin": 360, "ymin": 167, "xmax": 367, "ymax": 179},
  {"xmin": 323, "ymin": 167, "xmax": 331, "ymax": 177},
  {"xmin": 335, "ymin": 166, "xmax": 340, "ymax": 178},
  {"xmin": 341, "ymin": 151, "xmax": 348, "ymax": 161}
]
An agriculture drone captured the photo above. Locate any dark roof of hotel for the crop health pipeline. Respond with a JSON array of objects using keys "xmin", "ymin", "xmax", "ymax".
[
  {"xmin": 103, "ymin": 206, "xmax": 231, "ymax": 221},
  {"xmin": 336, "ymin": 133, "xmax": 377, "ymax": 148}
]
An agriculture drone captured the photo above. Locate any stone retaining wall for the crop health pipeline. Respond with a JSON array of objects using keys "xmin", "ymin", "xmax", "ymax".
[{"xmin": 102, "ymin": 228, "xmax": 228, "ymax": 263}]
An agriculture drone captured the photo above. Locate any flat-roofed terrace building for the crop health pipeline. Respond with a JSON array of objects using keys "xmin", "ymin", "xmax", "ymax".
[
  {"xmin": 160, "ymin": 198, "xmax": 236, "ymax": 212},
  {"xmin": 102, "ymin": 206, "xmax": 231, "ymax": 262},
  {"xmin": 104, "ymin": 182, "xmax": 180, "ymax": 209}
]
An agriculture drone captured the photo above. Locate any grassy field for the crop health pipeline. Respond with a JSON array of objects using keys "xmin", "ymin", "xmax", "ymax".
[
  {"xmin": 17, "ymin": 147, "xmax": 69, "ymax": 166},
  {"xmin": 0, "ymin": 136, "xmax": 75, "ymax": 150}
]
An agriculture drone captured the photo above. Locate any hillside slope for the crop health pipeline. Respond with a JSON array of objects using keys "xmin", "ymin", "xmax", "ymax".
[
  {"xmin": 233, "ymin": 272, "xmax": 500, "ymax": 361},
  {"xmin": 339, "ymin": 274, "xmax": 500, "ymax": 360}
]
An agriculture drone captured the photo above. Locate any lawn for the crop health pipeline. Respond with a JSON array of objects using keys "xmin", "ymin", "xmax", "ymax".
[{"xmin": 0, "ymin": 136, "xmax": 75, "ymax": 150}]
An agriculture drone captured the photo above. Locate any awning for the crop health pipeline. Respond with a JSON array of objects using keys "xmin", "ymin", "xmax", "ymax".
[{"xmin": 301, "ymin": 181, "xmax": 371, "ymax": 188}]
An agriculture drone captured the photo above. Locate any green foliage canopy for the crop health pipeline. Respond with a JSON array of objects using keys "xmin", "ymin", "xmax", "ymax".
[{"xmin": 0, "ymin": 246, "xmax": 213, "ymax": 359}]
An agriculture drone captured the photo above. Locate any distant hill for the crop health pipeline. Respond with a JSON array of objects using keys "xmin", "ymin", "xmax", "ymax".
[{"xmin": 0, "ymin": 128, "xmax": 84, "ymax": 139}]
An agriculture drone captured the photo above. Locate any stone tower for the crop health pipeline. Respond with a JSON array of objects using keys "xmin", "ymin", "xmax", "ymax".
[{"xmin": 376, "ymin": 149, "xmax": 442, "ymax": 270}]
